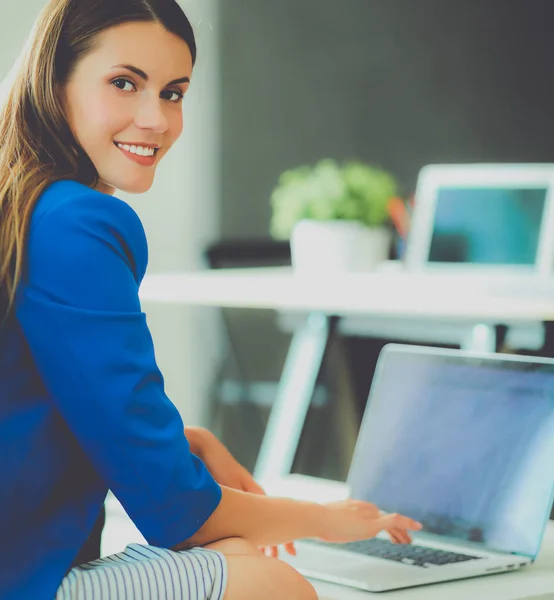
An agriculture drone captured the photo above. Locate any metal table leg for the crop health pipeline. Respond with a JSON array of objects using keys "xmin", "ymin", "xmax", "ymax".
[
  {"xmin": 462, "ymin": 324, "xmax": 509, "ymax": 353},
  {"xmin": 254, "ymin": 312, "xmax": 337, "ymax": 480},
  {"xmin": 462, "ymin": 324, "xmax": 497, "ymax": 352}
]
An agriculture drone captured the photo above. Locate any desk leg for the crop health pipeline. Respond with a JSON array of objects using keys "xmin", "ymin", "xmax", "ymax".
[{"xmin": 254, "ymin": 313, "xmax": 336, "ymax": 481}]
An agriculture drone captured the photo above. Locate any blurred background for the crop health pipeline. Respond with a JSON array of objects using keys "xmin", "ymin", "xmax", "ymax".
[{"xmin": 4, "ymin": 0, "xmax": 554, "ymax": 483}]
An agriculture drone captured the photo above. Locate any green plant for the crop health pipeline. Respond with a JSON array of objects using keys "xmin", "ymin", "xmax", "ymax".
[{"xmin": 270, "ymin": 159, "xmax": 398, "ymax": 239}]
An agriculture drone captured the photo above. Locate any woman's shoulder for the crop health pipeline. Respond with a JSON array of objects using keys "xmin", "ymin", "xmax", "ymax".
[
  {"xmin": 35, "ymin": 179, "xmax": 143, "ymax": 232},
  {"xmin": 28, "ymin": 179, "xmax": 148, "ymax": 281}
]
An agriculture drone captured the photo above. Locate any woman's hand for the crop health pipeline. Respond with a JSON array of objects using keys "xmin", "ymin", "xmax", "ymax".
[
  {"xmin": 185, "ymin": 427, "xmax": 295, "ymax": 558},
  {"xmin": 320, "ymin": 500, "xmax": 422, "ymax": 545}
]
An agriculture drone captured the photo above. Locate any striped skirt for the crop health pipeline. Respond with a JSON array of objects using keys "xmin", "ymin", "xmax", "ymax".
[{"xmin": 56, "ymin": 544, "xmax": 228, "ymax": 600}]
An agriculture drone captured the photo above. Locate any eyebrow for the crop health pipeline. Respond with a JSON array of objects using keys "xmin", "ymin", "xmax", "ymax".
[{"xmin": 111, "ymin": 64, "xmax": 190, "ymax": 86}]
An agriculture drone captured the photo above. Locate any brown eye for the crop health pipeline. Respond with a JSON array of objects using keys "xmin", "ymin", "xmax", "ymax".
[
  {"xmin": 112, "ymin": 78, "xmax": 136, "ymax": 92},
  {"xmin": 161, "ymin": 89, "xmax": 184, "ymax": 103}
]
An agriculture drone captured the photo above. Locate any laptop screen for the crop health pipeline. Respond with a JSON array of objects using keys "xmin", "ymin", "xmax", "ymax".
[
  {"xmin": 428, "ymin": 187, "xmax": 547, "ymax": 265},
  {"xmin": 348, "ymin": 347, "xmax": 554, "ymax": 557}
]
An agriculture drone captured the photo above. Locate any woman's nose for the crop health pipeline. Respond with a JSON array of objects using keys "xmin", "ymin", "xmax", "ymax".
[{"xmin": 135, "ymin": 96, "xmax": 169, "ymax": 133}]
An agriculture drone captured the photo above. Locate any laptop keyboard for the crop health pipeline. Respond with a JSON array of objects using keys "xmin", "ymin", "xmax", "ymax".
[{"xmin": 305, "ymin": 538, "xmax": 483, "ymax": 568}]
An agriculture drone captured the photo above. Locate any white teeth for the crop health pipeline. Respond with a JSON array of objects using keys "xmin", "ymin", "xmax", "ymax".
[{"xmin": 117, "ymin": 143, "xmax": 155, "ymax": 157}]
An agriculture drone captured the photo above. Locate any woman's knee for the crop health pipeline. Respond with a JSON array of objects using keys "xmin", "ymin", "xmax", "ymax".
[
  {"xmin": 203, "ymin": 536, "xmax": 261, "ymax": 556},
  {"xmin": 224, "ymin": 554, "xmax": 318, "ymax": 600},
  {"xmin": 271, "ymin": 561, "xmax": 318, "ymax": 600}
]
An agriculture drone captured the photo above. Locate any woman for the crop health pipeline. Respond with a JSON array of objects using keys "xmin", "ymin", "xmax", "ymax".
[{"xmin": 0, "ymin": 0, "xmax": 421, "ymax": 598}]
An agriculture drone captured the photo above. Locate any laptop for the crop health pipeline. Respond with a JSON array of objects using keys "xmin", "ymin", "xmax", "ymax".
[
  {"xmin": 404, "ymin": 164, "xmax": 554, "ymax": 275},
  {"xmin": 379, "ymin": 164, "xmax": 554, "ymax": 296},
  {"xmin": 285, "ymin": 344, "xmax": 554, "ymax": 592}
]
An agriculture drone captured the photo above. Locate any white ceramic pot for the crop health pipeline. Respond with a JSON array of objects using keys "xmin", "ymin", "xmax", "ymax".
[{"xmin": 290, "ymin": 220, "xmax": 392, "ymax": 273}]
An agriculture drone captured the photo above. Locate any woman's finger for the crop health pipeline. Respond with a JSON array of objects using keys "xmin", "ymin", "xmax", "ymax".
[
  {"xmin": 379, "ymin": 513, "xmax": 422, "ymax": 533},
  {"xmin": 261, "ymin": 544, "xmax": 295, "ymax": 557},
  {"xmin": 242, "ymin": 475, "xmax": 266, "ymax": 496},
  {"xmin": 370, "ymin": 514, "xmax": 421, "ymax": 542},
  {"xmin": 375, "ymin": 510, "xmax": 413, "ymax": 543},
  {"xmin": 389, "ymin": 528, "xmax": 412, "ymax": 545},
  {"xmin": 284, "ymin": 542, "xmax": 296, "ymax": 556},
  {"xmin": 389, "ymin": 529, "xmax": 407, "ymax": 544},
  {"xmin": 388, "ymin": 529, "xmax": 402, "ymax": 544}
]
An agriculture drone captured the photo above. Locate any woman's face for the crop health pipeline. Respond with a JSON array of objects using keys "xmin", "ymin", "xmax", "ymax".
[{"xmin": 62, "ymin": 21, "xmax": 193, "ymax": 195}]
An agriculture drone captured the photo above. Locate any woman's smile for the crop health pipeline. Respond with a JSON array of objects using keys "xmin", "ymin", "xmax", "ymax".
[{"xmin": 113, "ymin": 141, "xmax": 159, "ymax": 166}]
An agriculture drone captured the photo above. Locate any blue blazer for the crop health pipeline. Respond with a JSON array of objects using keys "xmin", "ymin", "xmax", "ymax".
[{"xmin": 0, "ymin": 180, "xmax": 221, "ymax": 599}]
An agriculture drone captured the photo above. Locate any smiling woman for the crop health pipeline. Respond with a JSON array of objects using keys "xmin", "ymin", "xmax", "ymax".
[
  {"xmin": 61, "ymin": 20, "xmax": 193, "ymax": 195},
  {"xmin": 0, "ymin": 1, "xmax": 419, "ymax": 599}
]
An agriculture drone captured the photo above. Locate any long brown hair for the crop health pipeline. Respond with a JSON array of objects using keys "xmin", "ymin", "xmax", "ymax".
[{"xmin": 0, "ymin": 0, "xmax": 196, "ymax": 319}]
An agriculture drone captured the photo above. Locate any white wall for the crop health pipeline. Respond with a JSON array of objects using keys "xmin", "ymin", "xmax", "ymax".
[{"xmin": 1, "ymin": 0, "xmax": 221, "ymax": 427}]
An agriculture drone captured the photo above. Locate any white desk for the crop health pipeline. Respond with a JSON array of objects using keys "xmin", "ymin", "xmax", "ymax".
[
  {"xmin": 140, "ymin": 268, "xmax": 554, "ymax": 480},
  {"xmin": 103, "ymin": 475, "xmax": 554, "ymax": 600},
  {"xmin": 260, "ymin": 476, "xmax": 554, "ymax": 600},
  {"xmin": 140, "ymin": 267, "xmax": 554, "ymax": 320}
]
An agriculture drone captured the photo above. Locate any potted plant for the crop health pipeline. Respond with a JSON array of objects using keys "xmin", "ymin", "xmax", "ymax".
[{"xmin": 270, "ymin": 159, "xmax": 398, "ymax": 272}]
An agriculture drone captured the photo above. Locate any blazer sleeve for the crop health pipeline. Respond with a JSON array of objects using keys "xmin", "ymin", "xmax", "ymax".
[{"xmin": 16, "ymin": 190, "xmax": 221, "ymax": 548}]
